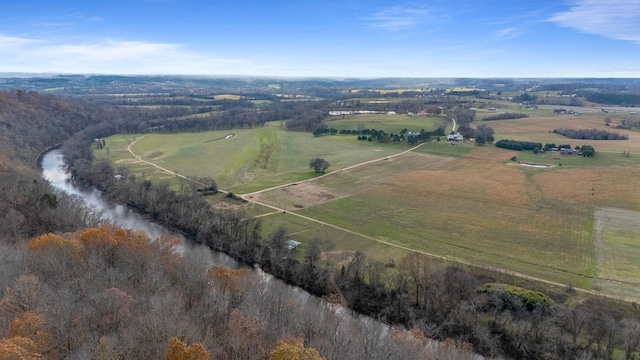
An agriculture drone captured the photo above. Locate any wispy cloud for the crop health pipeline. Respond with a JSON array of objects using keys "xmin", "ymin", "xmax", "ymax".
[
  {"xmin": 0, "ymin": 35, "xmax": 39, "ymax": 48},
  {"xmin": 549, "ymin": 0, "xmax": 640, "ymax": 44},
  {"xmin": 493, "ymin": 27, "xmax": 521, "ymax": 40},
  {"xmin": 0, "ymin": 34, "xmax": 247, "ymax": 74},
  {"xmin": 30, "ymin": 13, "xmax": 103, "ymax": 30},
  {"xmin": 363, "ymin": 4, "xmax": 430, "ymax": 31}
]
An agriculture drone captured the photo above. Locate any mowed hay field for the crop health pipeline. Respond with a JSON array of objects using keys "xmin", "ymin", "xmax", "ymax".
[
  {"xmin": 593, "ymin": 208, "xmax": 640, "ymax": 300},
  {"xmin": 258, "ymin": 142, "xmax": 640, "ymax": 292},
  {"xmin": 325, "ymin": 113, "xmax": 449, "ymax": 133},
  {"xmin": 97, "ymin": 126, "xmax": 411, "ymax": 192},
  {"xmin": 252, "ymin": 152, "xmax": 455, "ymax": 209},
  {"xmin": 487, "ymin": 111, "xmax": 640, "ymax": 153}
]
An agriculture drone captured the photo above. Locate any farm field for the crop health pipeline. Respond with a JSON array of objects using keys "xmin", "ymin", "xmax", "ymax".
[
  {"xmin": 487, "ymin": 112, "xmax": 640, "ymax": 153},
  {"xmin": 258, "ymin": 146, "xmax": 598, "ymax": 288},
  {"xmin": 252, "ymin": 152, "xmax": 455, "ymax": 209},
  {"xmin": 97, "ymin": 110, "xmax": 640, "ymax": 299},
  {"xmin": 96, "ymin": 124, "xmax": 412, "ymax": 193},
  {"xmin": 325, "ymin": 113, "xmax": 449, "ymax": 134},
  {"xmin": 254, "ymin": 134, "xmax": 640, "ymax": 292},
  {"xmin": 593, "ymin": 208, "xmax": 640, "ymax": 300},
  {"xmin": 258, "ymin": 212, "xmax": 413, "ymax": 267}
]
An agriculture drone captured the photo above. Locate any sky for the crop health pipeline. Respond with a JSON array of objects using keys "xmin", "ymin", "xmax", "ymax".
[{"xmin": 1, "ymin": 0, "xmax": 639, "ymax": 78}]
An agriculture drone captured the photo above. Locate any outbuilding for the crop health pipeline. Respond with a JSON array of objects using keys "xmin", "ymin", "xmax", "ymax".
[{"xmin": 285, "ymin": 239, "xmax": 301, "ymax": 251}]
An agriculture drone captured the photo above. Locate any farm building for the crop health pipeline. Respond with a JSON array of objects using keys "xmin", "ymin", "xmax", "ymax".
[
  {"xmin": 447, "ymin": 133, "xmax": 464, "ymax": 141},
  {"xmin": 285, "ymin": 239, "xmax": 301, "ymax": 251}
]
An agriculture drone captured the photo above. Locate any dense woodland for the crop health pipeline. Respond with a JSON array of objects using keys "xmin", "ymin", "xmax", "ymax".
[
  {"xmin": 482, "ymin": 113, "xmax": 529, "ymax": 121},
  {"xmin": 2, "ymin": 86, "xmax": 640, "ymax": 359},
  {"xmin": 554, "ymin": 128, "xmax": 628, "ymax": 141}
]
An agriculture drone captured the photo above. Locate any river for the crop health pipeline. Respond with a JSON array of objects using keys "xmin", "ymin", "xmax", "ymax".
[{"xmin": 40, "ymin": 149, "xmax": 239, "ymax": 269}]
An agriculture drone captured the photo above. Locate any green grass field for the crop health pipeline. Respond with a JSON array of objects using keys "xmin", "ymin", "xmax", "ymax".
[
  {"xmin": 97, "ymin": 110, "xmax": 640, "ymax": 299},
  {"xmin": 258, "ymin": 212, "xmax": 413, "ymax": 267},
  {"xmin": 325, "ymin": 113, "xmax": 449, "ymax": 133},
  {"xmin": 97, "ymin": 126, "xmax": 412, "ymax": 192},
  {"xmin": 593, "ymin": 208, "xmax": 640, "ymax": 300}
]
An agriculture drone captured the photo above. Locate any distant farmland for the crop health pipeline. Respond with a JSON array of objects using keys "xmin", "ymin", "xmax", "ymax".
[{"xmin": 98, "ymin": 112, "xmax": 640, "ymax": 300}]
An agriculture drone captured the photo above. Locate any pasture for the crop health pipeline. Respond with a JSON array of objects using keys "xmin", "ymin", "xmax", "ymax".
[
  {"xmin": 325, "ymin": 113, "xmax": 449, "ymax": 134},
  {"xmin": 593, "ymin": 208, "xmax": 640, "ymax": 300},
  {"xmin": 258, "ymin": 212, "xmax": 413, "ymax": 267},
  {"xmin": 258, "ymin": 146, "xmax": 598, "ymax": 287},
  {"xmin": 97, "ymin": 108, "xmax": 640, "ymax": 298},
  {"xmin": 488, "ymin": 112, "xmax": 640, "ymax": 153},
  {"xmin": 252, "ymin": 125, "xmax": 640, "ymax": 291},
  {"xmin": 96, "ymin": 126, "xmax": 411, "ymax": 192}
]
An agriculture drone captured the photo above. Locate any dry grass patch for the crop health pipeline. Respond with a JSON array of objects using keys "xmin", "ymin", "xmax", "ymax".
[
  {"xmin": 489, "ymin": 114, "xmax": 640, "ymax": 152},
  {"xmin": 534, "ymin": 167, "xmax": 640, "ymax": 209},
  {"xmin": 297, "ymin": 146, "xmax": 595, "ymax": 286},
  {"xmin": 255, "ymin": 152, "xmax": 455, "ymax": 209}
]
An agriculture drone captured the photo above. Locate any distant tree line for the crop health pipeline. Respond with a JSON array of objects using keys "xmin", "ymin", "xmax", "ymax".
[
  {"xmin": 283, "ymin": 101, "xmax": 331, "ymax": 132},
  {"xmin": 618, "ymin": 118, "xmax": 640, "ymax": 130},
  {"xmin": 495, "ymin": 139, "xmax": 543, "ymax": 151},
  {"xmin": 312, "ymin": 128, "xmax": 339, "ymax": 136},
  {"xmin": 554, "ymin": 128, "xmax": 628, "ymax": 140},
  {"xmin": 328, "ymin": 100, "xmax": 443, "ymax": 117},
  {"xmin": 583, "ymin": 92, "xmax": 640, "ymax": 106},
  {"xmin": 482, "ymin": 112, "xmax": 529, "ymax": 121},
  {"xmin": 313, "ymin": 127, "xmax": 445, "ymax": 145},
  {"xmin": 512, "ymin": 93, "xmax": 537, "ymax": 104}
]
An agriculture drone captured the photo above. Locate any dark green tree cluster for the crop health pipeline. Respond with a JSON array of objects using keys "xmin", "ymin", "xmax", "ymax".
[
  {"xmin": 315, "ymin": 126, "xmax": 445, "ymax": 145},
  {"xmin": 312, "ymin": 127, "xmax": 338, "ymax": 136},
  {"xmin": 584, "ymin": 92, "xmax": 640, "ymax": 105},
  {"xmin": 580, "ymin": 145, "xmax": 595, "ymax": 157},
  {"xmin": 512, "ymin": 92, "xmax": 537, "ymax": 103},
  {"xmin": 309, "ymin": 158, "xmax": 330, "ymax": 173},
  {"xmin": 495, "ymin": 139, "xmax": 542, "ymax": 151}
]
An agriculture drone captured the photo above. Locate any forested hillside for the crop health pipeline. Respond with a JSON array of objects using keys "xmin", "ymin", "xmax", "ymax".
[{"xmin": 3, "ymin": 227, "xmax": 475, "ymax": 359}]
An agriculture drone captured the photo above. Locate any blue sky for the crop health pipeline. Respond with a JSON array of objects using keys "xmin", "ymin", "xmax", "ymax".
[{"xmin": 1, "ymin": 0, "xmax": 639, "ymax": 77}]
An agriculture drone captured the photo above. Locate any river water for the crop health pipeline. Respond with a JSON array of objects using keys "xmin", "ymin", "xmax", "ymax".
[{"xmin": 40, "ymin": 149, "xmax": 239, "ymax": 269}]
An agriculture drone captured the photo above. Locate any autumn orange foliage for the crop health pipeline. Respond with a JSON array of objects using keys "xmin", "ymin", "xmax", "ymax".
[
  {"xmin": 9, "ymin": 312, "xmax": 52, "ymax": 353},
  {"xmin": 269, "ymin": 337, "xmax": 324, "ymax": 360},
  {"xmin": 0, "ymin": 336, "xmax": 42, "ymax": 359},
  {"xmin": 26, "ymin": 233, "xmax": 82, "ymax": 259},
  {"xmin": 207, "ymin": 266, "xmax": 241, "ymax": 292},
  {"xmin": 165, "ymin": 337, "xmax": 210, "ymax": 360}
]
